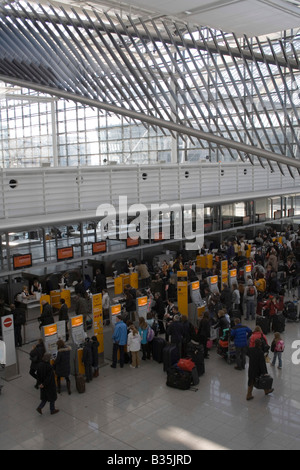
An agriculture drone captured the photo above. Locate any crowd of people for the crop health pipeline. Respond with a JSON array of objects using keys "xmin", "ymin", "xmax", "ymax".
[{"xmin": 7, "ymin": 223, "xmax": 300, "ymax": 411}]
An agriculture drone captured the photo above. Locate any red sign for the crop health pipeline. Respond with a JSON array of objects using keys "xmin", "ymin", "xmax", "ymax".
[
  {"xmin": 3, "ymin": 317, "xmax": 12, "ymax": 328},
  {"xmin": 57, "ymin": 246, "xmax": 74, "ymax": 261},
  {"xmin": 92, "ymin": 241, "xmax": 107, "ymax": 254},
  {"xmin": 13, "ymin": 253, "xmax": 32, "ymax": 270}
]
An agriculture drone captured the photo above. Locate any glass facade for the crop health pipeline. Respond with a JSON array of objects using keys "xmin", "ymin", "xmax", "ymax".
[{"xmin": 0, "ymin": 2, "xmax": 300, "ymax": 170}]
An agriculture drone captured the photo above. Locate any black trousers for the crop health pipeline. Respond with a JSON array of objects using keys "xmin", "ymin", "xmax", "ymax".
[{"xmin": 112, "ymin": 343, "xmax": 125, "ymax": 368}]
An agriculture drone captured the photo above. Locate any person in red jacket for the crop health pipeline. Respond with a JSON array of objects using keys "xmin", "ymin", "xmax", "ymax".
[
  {"xmin": 249, "ymin": 326, "xmax": 268, "ymax": 349},
  {"xmin": 264, "ymin": 296, "xmax": 278, "ymax": 331}
]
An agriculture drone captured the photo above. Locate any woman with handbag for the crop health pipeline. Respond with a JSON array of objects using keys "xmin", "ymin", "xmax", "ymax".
[{"xmin": 247, "ymin": 338, "xmax": 274, "ymax": 401}]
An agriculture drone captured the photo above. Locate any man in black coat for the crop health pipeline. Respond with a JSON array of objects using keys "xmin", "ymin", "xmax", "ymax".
[
  {"xmin": 10, "ymin": 304, "xmax": 26, "ymax": 347},
  {"xmin": 36, "ymin": 353, "xmax": 59, "ymax": 415},
  {"xmin": 167, "ymin": 315, "xmax": 183, "ymax": 356}
]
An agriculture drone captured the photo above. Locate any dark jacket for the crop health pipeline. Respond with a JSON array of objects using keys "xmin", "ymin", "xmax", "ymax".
[
  {"xmin": 167, "ymin": 320, "xmax": 183, "ymax": 344},
  {"xmin": 82, "ymin": 340, "xmax": 93, "ymax": 365},
  {"xmin": 198, "ymin": 317, "xmax": 211, "ymax": 340},
  {"xmin": 231, "ymin": 324, "xmax": 252, "ymax": 348},
  {"xmin": 37, "ymin": 360, "xmax": 57, "ymax": 403},
  {"xmin": 91, "ymin": 339, "xmax": 100, "ymax": 367},
  {"xmin": 30, "ymin": 342, "xmax": 46, "ymax": 371},
  {"xmin": 13, "ymin": 307, "xmax": 26, "ymax": 327},
  {"xmin": 248, "ymin": 346, "xmax": 268, "ymax": 386},
  {"xmin": 53, "ymin": 346, "xmax": 71, "ymax": 378},
  {"xmin": 58, "ymin": 304, "xmax": 69, "ymax": 322},
  {"xmin": 40, "ymin": 303, "xmax": 54, "ymax": 326}
]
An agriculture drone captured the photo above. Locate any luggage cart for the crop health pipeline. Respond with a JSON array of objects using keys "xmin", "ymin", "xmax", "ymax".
[{"xmin": 217, "ymin": 328, "xmax": 236, "ymax": 365}]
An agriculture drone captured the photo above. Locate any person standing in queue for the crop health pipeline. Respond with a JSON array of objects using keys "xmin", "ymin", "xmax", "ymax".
[
  {"xmin": 111, "ymin": 315, "xmax": 128, "ymax": 369},
  {"xmin": 53, "ymin": 339, "xmax": 71, "ymax": 395}
]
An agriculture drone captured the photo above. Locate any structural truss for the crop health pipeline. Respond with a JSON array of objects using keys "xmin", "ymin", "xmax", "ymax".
[{"xmin": 0, "ymin": 0, "xmax": 300, "ymax": 174}]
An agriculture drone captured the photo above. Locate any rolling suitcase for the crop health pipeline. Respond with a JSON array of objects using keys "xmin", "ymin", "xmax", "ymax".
[
  {"xmin": 166, "ymin": 366, "xmax": 191, "ymax": 390},
  {"xmin": 272, "ymin": 314, "xmax": 285, "ymax": 333},
  {"xmin": 152, "ymin": 337, "xmax": 166, "ymax": 363},
  {"xmin": 186, "ymin": 342, "xmax": 205, "ymax": 376},
  {"xmin": 190, "ymin": 367, "xmax": 199, "ymax": 386},
  {"xmin": 163, "ymin": 344, "xmax": 180, "ymax": 372},
  {"xmin": 256, "ymin": 315, "xmax": 270, "ymax": 335},
  {"xmin": 75, "ymin": 374, "xmax": 86, "ymax": 394}
]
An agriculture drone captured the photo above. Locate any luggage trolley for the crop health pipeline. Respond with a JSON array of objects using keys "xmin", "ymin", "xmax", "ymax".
[{"xmin": 217, "ymin": 328, "xmax": 236, "ymax": 365}]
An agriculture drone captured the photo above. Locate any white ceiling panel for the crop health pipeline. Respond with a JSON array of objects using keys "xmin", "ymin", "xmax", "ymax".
[{"xmin": 87, "ymin": 0, "xmax": 300, "ymax": 36}]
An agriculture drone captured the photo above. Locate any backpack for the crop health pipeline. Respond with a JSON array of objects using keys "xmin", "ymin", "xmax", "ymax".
[
  {"xmin": 276, "ymin": 340, "xmax": 285, "ymax": 352},
  {"xmin": 147, "ymin": 326, "xmax": 155, "ymax": 342}
]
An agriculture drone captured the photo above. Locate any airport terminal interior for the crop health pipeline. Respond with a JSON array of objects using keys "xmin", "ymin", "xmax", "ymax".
[{"xmin": 0, "ymin": 0, "xmax": 300, "ymax": 452}]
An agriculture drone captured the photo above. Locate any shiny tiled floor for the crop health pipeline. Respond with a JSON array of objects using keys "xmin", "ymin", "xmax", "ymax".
[{"xmin": 1, "ymin": 314, "xmax": 300, "ymax": 450}]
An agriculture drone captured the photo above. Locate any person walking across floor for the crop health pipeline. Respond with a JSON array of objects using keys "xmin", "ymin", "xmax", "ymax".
[
  {"xmin": 271, "ymin": 332, "xmax": 285, "ymax": 370},
  {"xmin": 36, "ymin": 353, "xmax": 59, "ymax": 415},
  {"xmin": 247, "ymin": 339, "xmax": 274, "ymax": 401},
  {"xmin": 29, "ymin": 339, "xmax": 46, "ymax": 389}
]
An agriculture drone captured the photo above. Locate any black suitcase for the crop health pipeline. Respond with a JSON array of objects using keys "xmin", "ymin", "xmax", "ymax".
[
  {"xmin": 256, "ymin": 316, "xmax": 270, "ymax": 335},
  {"xmin": 272, "ymin": 314, "xmax": 285, "ymax": 333},
  {"xmin": 166, "ymin": 367, "xmax": 191, "ymax": 390},
  {"xmin": 191, "ymin": 367, "xmax": 199, "ymax": 386},
  {"xmin": 163, "ymin": 344, "xmax": 180, "ymax": 372},
  {"xmin": 152, "ymin": 337, "xmax": 166, "ymax": 363},
  {"xmin": 254, "ymin": 375, "xmax": 273, "ymax": 390},
  {"xmin": 186, "ymin": 342, "xmax": 205, "ymax": 376},
  {"xmin": 283, "ymin": 302, "xmax": 298, "ymax": 322}
]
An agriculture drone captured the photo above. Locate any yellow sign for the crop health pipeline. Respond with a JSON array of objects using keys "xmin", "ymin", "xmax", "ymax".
[
  {"xmin": 206, "ymin": 254, "xmax": 213, "ymax": 269},
  {"xmin": 50, "ymin": 290, "xmax": 61, "ymax": 310},
  {"xmin": 114, "ymin": 277, "xmax": 123, "ymax": 295},
  {"xmin": 221, "ymin": 260, "xmax": 228, "ymax": 274},
  {"xmin": 177, "ymin": 271, "xmax": 188, "ymax": 278},
  {"xmin": 138, "ymin": 297, "xmax": 148, "ymax": 307},
  {"xmin": 230, "ymin": 269, "xmax": 237, "ymax": 278},
  {"xmin": 44, "ymin": 324, "xmax": 57, "ymax": 337},
  {"xmin": 191, "ymin": 281, "xmax": 200, "ymax": 291},
  {"xmin": 92, "ymin": 293, "xmax": 104, "ymax": 354},
  {"xmin": 177, "ymin": 274, "xmax": 188, "ymax": 316},
  {"xmin": 197, "ymin": 306, "xmax": 206, "ymax": 319},
  {"xmin": 111, "ymin": 304, "xmax": 122, "ymax": 316},
  {"xmin": 130, "ymin": 272, "xmax": 139, "ymax": 289},
  {"xmin": 210, "ymin": 275, "xmax": 218, "ymax": 285},
  {"xmin": 245, "ymin": 265, "xmax": 252, "ymax": 274},
  {"xmin": 61, "ymin": 289, "xmax": 71, "ymax": 308},
  {"xmin": 71, "ymin": 315, "xmax": 83, "ymax": 328}
]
